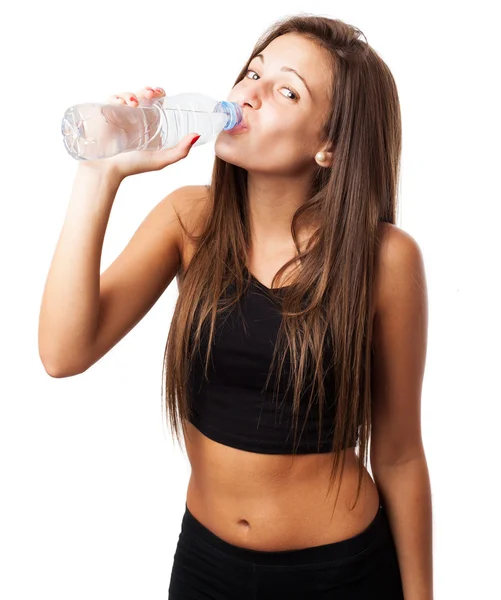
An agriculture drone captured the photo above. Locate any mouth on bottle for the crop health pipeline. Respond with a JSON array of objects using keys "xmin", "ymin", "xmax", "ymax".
[{"xmin": 227, "ymin": 122, "xmax": 248, "ymax": 135}]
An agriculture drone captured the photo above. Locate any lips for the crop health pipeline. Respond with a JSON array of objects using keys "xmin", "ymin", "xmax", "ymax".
[
  {"xmin": 227, "ymin": 114, "xmax": 249, "ymax": 135},
  {"xmin": 228, "ymin": 124, "xmax": 248, "ymax": 135}
]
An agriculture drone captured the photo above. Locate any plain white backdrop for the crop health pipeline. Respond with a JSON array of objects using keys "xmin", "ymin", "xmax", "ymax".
[{"xmin": 1, "ymin": 1, "xmax": 499, "ymax": 598}]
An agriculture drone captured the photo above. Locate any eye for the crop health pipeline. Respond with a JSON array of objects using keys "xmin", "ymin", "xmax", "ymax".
[{"xmin": 244, "ymin": 69, "xmax": 299, "ymax": 102}]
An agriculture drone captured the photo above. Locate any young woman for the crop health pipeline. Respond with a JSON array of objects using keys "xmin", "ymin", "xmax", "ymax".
[{"xmin": 39, "ymin": 14, "xmax": 432, "ymax": 600}]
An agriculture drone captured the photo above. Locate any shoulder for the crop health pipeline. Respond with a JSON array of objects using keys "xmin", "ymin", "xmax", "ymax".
[
  {"xmin": 169, "ymin": 185, "xmax": 210, "ymax": 250},
  {"xmin": 169, "ymin": 184, "xmax": 209, "ymax": 218},
  {"xmin": 374, "ymin": 222, "xmax": 427, "ymax": 317},
  {"xmin": 376, "ymin": 221, "xmax": 422, "ymax": 260}
]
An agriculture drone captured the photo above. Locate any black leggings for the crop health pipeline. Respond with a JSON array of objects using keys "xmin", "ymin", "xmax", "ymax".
[{"xmin": 168, "ymin": 502, "xmax": 404, "ymax": 599}]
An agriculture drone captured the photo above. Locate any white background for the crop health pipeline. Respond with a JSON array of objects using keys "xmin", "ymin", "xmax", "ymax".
[{"xmin": 1, "ymin": 1, "xmax": 499, "ymax": 598}]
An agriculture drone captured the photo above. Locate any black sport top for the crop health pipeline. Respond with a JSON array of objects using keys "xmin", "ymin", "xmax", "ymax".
[{"xmin": 187, "ymin": 269, "xmax": 357, "ymax": 454}]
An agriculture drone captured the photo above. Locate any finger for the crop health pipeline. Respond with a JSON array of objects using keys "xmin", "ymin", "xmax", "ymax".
[
  {"xmin": 122, "ymin": 93, "xmax": 140, "ymax": 105},
  {"xmin": 134, "ymin": 88, "xmax": 155, "ymax": 102},
  {"xmin": 136, "ymin": 87, "xmax": 166, "ymax": 100},
  {"xmin": 108, "ymin": 93, "xmax": 139, "ymax": 105},
  {"xmin": 107, "ymin": 94, "xmax": 126, "ymax": 104},
  {"xmin": 148, "ymin": 132, "xmax": 199, "ymax": 170},
  {"xmin": 106, "ymin": 88, "xmax": 165, "ymax": 105},
  {"xmin": 168, "ymin": 132, "xmax": 200, "ymax": 158}
]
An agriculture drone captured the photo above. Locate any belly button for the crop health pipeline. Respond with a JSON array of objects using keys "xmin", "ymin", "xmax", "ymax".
[{"xmin": 237, "ymin": 519, "xmax": 250, "ymax": 528}]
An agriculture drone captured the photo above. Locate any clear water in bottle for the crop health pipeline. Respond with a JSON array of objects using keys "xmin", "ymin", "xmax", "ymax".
[{"xmin": 61, "ymin": 93, "xmax": 243, "ymax": 160}]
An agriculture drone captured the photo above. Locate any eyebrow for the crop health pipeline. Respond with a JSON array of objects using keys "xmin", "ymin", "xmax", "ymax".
[{"xmin": 254, "ymin": 53, "xmax": 312, "ymax": 98}]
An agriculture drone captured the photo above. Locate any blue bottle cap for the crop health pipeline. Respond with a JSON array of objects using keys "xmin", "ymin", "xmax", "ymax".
[{"xmin": 214, "ymin": 101, "xmax": 243, "ymax": 130}]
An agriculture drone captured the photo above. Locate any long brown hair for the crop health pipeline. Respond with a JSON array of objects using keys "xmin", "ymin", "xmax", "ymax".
[{"xmin": 161, "ymin": 14, "xmax": 401, "ymax": 517}]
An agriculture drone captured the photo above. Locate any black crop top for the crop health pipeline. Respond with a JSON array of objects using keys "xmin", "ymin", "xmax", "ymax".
[{"xmin": 187, "ymin": 269, "xmax": 357, "ymax": 454}]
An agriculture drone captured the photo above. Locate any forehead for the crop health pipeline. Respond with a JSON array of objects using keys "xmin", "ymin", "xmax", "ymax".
[{"xmin": 256, "ymin": 33, "xmax": 333, "ymax": 102}]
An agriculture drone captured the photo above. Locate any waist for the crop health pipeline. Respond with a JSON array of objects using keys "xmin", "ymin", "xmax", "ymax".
[{"xmin": 183, "ymin": 422, "xmax": 380, "ymax": 551}]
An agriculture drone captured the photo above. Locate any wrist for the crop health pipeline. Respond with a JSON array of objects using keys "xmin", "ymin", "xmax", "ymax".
[{"xmin": 77, "ymin": 161, "xmax": 125, "ymax": 185}]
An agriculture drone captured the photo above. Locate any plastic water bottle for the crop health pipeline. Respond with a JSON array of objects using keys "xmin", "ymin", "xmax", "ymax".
[{"xmin": 61, "ymin": 92, "xmax": 243, "ymax": 161}]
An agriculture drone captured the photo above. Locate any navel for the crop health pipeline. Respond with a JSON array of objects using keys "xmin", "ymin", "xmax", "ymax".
[{"xmin": 237, "ymin": 518, "xmax": 251, "ymax": 528}]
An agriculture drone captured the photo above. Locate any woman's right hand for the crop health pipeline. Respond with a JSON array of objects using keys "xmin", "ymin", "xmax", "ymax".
[{"xmin": 81, "ymin": 86, "xmax": 200, "ymax": 180}]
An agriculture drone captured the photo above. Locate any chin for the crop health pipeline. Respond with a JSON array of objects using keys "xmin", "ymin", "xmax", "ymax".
[{"xmin": 214, "ymin": 137, "xmax": 246, "ymax": 168}]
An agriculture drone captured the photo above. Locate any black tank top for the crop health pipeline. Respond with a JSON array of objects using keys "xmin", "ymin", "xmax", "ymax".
[{"xmin": 187, "ymin": 268, "xmax": 356, "ymax": 454}]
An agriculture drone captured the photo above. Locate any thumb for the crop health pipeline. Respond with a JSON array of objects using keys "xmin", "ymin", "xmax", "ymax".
[
  {"xmin": 155, "ymin": 133, "xmax": 201, "ymax": 168},
  {"xmin": 159, "ymin": 133, "xmax": 200, "ymax": 166},
  {"xmin": 180, "ymin": 132, "xmax": 201, "ymax": 155}
]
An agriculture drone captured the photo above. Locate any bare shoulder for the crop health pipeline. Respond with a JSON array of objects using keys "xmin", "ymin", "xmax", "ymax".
[
  {"xmin": 170, "ymin": 184, "xmax": 210, "ymax": 254},
  {"xmin": 374, "ymin": 222, "xmax": 426, "ymax": 315},
  {"xmin": 376, "ymin": 222, "xmax": 419, "ymax": 255}
]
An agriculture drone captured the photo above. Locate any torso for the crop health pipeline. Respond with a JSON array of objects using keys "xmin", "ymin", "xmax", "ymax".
[{"xmin": 175, "ymin": 188, "xmax": 381, "ymax": 552}]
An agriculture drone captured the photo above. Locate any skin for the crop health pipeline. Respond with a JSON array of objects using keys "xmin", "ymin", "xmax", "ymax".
[{"xmin": 215, "ymin": 33, "xmax": 334, "ymax": 256}]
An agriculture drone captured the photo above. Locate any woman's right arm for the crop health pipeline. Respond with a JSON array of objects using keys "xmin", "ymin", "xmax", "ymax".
[
  {"xmin": 38, "ymin": 163, "xmax": 124, "ymax": 377},
  {"xmin": 38, "ymin": 166, "xmax": 203, "ymax": 378},
  {"xmin": 39, "ymin": 86, "xmax": 201, "ymax": 378}
]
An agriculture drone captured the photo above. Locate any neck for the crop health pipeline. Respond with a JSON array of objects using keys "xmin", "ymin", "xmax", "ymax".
[{"xmin": 246, "ymin": 172, "xmax": 314, "ymax": 248}]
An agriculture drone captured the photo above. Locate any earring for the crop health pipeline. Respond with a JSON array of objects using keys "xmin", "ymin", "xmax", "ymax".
[{"xmin": 315, "ymin": 151, "xmax": 327, "ymax": 163}]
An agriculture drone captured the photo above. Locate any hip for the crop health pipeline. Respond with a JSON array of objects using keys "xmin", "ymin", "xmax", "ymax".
[{"xmin": 169, "ymin": 498, "xmax": 403, "ymax": 600}]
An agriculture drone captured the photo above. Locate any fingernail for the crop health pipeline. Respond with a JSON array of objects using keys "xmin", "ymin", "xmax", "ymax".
[
  {"xmin": 190, "ymin": 135, "xmax": 201, "ymax": 146},
  {"xmin": 130, "ymin": 96, "xmax": 138, "ymax": 102}
]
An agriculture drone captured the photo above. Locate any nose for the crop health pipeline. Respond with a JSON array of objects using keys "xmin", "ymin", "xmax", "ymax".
[
  {"xmin": 234, "ymin": 99, "xmax": 254, "ymax": 112},
  {"xmin": 241, "ymin": 92, "xmax": 261, "ymax": 110},
  {"xmin": 234, "ymin": 85, "xmax": 262, "ymax": 110}
]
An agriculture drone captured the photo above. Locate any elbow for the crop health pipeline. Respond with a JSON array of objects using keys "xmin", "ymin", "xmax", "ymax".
[
  {"xmin": 39, "ymin": 351, "xmax": 89, "ymax": 379},
  {"xmin": 42, "ymin": 363, "xmax": 74, "ymax": 378},
  {"xmin": 38, "ymin": 334, "xmax": 91, "ymax": 378}
]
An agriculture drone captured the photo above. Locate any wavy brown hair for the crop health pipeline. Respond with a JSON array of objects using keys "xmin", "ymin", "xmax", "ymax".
[{"xmin": 161, "ymin": 13, "xmax": 401, "ymax": 517}]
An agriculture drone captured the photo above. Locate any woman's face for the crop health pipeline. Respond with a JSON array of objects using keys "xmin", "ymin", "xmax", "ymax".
[{"xmin": 215, "ymin": 33, "xmax": 333, "ymax": 177}]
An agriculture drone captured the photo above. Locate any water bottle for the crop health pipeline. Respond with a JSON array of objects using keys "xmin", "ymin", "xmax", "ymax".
[{"xmin": 61, "ymin": 92, "xmax": 243, "ymax": 161}]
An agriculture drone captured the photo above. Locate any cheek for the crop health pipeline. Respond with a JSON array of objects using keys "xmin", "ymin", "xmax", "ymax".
[
  {"xmin": 260, "ymin": 117, "xmax": 315, "ymax": 156},
  {"xmin": 263, "ymin": 116, "xmax": 317, "ymax": 152}
]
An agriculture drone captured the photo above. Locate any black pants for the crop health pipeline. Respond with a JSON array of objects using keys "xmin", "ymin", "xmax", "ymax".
[{"xmin": 168, "ymin": 502, "xmax": 404, "ymax": 599}]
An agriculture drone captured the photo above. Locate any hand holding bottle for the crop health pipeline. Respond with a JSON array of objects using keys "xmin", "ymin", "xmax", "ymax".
[{"xmin": 77, "ymin": 86, "xmax": 200, "ymax": 179}]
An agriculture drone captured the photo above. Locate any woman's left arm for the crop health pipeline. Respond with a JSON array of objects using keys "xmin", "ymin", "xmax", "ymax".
[{"xmin": 370, "ymin": 224, "xmax": 433, "ymax": 600}]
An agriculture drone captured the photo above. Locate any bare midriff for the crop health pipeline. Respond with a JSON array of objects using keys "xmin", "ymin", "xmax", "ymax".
[{"xmin": 183, "ymin": 421, "xmax": 380, "ymax": 552}]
